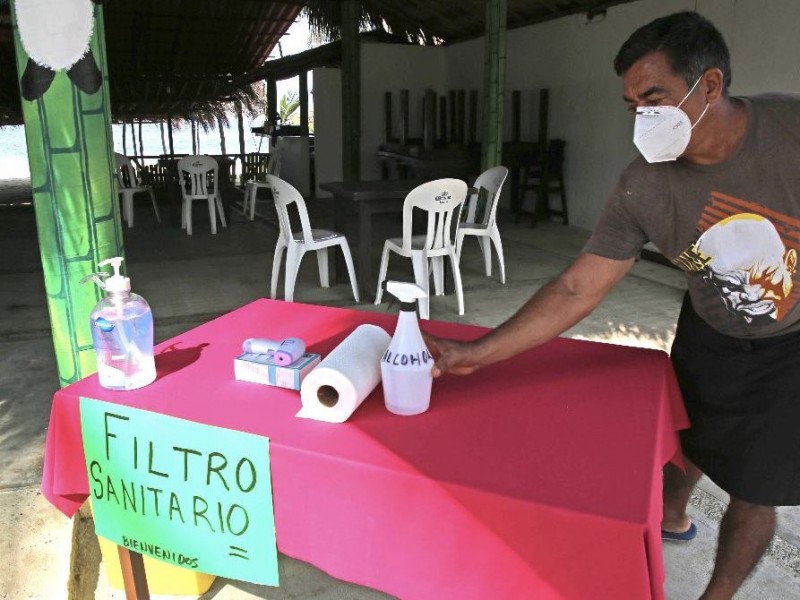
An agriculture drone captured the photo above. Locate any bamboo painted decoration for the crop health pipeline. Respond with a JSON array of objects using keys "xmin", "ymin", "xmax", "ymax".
[{"xmin": 11, "ymin": 0, "xmax": 123, "ymax": 387}]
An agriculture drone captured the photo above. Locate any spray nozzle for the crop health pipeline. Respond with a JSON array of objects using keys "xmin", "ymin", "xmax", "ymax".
[{"xmin": 384, "ymin": 281, "xmax": 427, "ymax": 312}]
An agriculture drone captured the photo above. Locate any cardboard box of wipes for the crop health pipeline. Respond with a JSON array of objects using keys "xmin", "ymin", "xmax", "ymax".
[{"xmin": 234, "ymin": 352, "xmax": 321, "ymax": 390}]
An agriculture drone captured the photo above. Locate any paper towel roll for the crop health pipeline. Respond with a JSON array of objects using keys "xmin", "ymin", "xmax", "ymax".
[{"xmin": 297, "ymin": 324, "xmax": 391, "ymax": 423}]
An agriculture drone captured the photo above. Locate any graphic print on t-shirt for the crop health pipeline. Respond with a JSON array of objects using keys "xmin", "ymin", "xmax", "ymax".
[{"xmin": 673, "ymin": 191, "xmax": 800, "ymax": 325}]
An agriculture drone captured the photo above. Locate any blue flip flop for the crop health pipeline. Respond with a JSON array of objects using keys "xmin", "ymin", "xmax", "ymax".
[{"xmin": 661, "ymin": 521, "xmax": 698, "ymax": 541}]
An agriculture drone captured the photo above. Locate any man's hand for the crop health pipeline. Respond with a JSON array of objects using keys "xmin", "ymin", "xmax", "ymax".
[
  {"xmin": 423, "ymin": 332, "xmax": 484, "ymax": 378},
  {"xmin": 422, "ymin": 254, "xmax": 634, "ymax": 378}
]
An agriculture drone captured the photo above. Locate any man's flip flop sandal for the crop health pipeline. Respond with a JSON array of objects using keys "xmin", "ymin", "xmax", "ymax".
[{"xmin": 661, "ymin": 522, "xmax": 698, "ymax": 541}]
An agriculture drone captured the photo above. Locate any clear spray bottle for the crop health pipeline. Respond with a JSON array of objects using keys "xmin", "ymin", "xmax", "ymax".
[
  {"xmin": 381, "ymin": 281, "xmax": 434, "ymax": 416},
  {"xmin": 82, "ymin": 257, "xmax": 156, "ymax": 390}
]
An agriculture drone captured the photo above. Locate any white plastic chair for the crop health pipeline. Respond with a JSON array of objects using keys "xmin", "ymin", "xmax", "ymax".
[
  {"xmin": 114, "ymin": 153, "xmax": 160, "ymax": 228},
  {"xmin": 374, "ymin": 178, "xmax": 468, "ymax": 319},
  {"xmin": 266, "ymin": 174, "xmax": 359, "ymax": 303},
  {"xmin": 177, "ymin": 155, "xmax": 227, "ymax": 235},
  {"xmin": 243, "ymin": 150, "xmax": 282, "ymax": 220},
  {"xmin": 455, "ymin": 166, "xmax": 509, "ymax": 284}
]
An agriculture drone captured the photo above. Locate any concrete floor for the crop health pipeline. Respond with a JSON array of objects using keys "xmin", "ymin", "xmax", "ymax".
[{"xmin": 0, "ymin": 187, "xmax": 798, "ymax": 599}]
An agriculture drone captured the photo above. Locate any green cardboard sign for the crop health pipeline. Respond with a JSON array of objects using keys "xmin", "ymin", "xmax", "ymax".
[{"xmin": 80, "ymin": 397, "xmax": 279, "ymax": 586}]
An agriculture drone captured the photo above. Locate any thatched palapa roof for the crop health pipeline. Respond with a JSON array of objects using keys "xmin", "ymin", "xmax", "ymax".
[{"xmin": 0, "ymin": 0, "xmax": 638, "ymax": 127}]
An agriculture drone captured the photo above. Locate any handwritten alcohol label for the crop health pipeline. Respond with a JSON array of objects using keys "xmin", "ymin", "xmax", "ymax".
[
  {"xmin": 79, "ymin": 397, "xmax": 279, "ymax": 586},
  {"xmin": 381, "ymin": 349, "xmax": 433, "ymax": 367}
]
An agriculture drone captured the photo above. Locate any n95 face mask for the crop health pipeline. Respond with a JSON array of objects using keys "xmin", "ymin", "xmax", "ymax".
[{"xmin": 632, "ymin": 76, "xmax": 709, "ymax": 163}]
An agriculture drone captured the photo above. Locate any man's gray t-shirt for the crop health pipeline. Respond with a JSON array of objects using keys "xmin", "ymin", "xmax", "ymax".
[{"xmin": 584, "ymin": 94, "xmax": 800, "ymax": 339}]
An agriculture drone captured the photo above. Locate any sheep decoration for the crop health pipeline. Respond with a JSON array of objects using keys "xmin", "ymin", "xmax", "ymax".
[{"xmin": 15, "ymin": 0, "xmax": 103, "ymax": 100}]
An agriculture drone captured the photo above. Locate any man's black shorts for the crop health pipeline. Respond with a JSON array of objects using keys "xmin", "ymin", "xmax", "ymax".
[{"xmin": 671, "ymin": 293, "xmax": 800, "ymax": 506}]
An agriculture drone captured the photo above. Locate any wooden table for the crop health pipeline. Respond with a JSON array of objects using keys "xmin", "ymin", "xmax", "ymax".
[
  {"xmin": 376, "ymin": 145, "xmax": 478, "ymax": 181},
  {"xmin": 320, "ymin": 180, "xmax": 420, "ymax": 301}
]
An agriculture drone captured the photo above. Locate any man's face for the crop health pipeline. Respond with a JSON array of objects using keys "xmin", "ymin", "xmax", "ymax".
[{"xmin": 622, "ymin": 51, "xmax": 708, "ymax": 154}]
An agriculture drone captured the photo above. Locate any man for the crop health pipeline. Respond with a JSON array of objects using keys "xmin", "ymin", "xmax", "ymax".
[{"xmin": 425, "ymin": 11, "xmax": 800, "ymax": 600}]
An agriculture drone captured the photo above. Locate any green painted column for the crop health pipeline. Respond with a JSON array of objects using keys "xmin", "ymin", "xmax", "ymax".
[
  {"xmin": 11, "ymin": 1, "xmax": 123, "ymax": 387},
  {"xmin": 481, "ymin": 0, "xmax": 507, "ymax": 171}
]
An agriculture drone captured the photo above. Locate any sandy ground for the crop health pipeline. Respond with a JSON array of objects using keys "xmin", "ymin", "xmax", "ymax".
[{"xmin": 0, "ymin": 487, "xmax": 73, "ymax": 600}]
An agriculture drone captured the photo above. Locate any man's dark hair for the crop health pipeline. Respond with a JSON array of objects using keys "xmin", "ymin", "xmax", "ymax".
[{"xmin": 614, "ymin": 11, "xmax": 732, "ymax": 93}]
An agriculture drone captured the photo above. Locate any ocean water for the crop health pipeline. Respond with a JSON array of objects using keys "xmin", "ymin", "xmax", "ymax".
[
  {"xmin": 0, "ymin": 13, "xmax": 314, "ymax": 180},
  {"xmin": 0, "ymin": 115, "xmax": 273, "ymax": 180}
]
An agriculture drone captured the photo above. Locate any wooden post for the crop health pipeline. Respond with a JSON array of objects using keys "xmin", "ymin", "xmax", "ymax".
[
  {"xmin": 469, "ymin": 90, "xmax": 478, "ymax": 143},
  {"xmin": 166, "ymin": 117, "xmax": 177, "ymax": 210},
  {"xmin": 481, "ymin": 0, "xmax": 507, "ymax": 171},
  {"xmin": 236, "ymin": 102, "xmax": 245, "ymax": 165},
  {"xmin": 448, "ymin": 90, "xmax": 457, "ymax": 144},
  {"xmin": 267, "ymin": 78, "xmax": 277, "ymax": 147},
  {"xmin": 137, "ymin": 118, "xmax": 144, "ymax": 158},
  {"xmin": 439, "ymin": 96, "xmax": 447, "ymax": 145},
  {"xmin": 218, "ymin": 114, "xmax": 227, "ymax": 155},
  {"xmin": 384, "ymin": 92, "xmax": 393, "ymax": 142},
  {"xmin": 160, "ymin": 121, "xmax": 167, "ymax": 154},
  {"xmin": 167, "ymin": 117, "xmax": 175, "ymax": 156},
  {"xmin": 456, "ymin": 89, "xmax": 466, "ymax": 144},
  {"xmin": 423, "ymin": 89, "xmax": 436, "ymax": 150},
  {"xmin": 341, "ymin": 0, "xmax": 361, "ymax": 181},
  {"xmin": 118, "ymin": 547, "xmax": 150, "ymax": 600},
  {"xmin": 191, "ymin": 119, "xmax": 197, "ymax": 155},
  {"xmin": 535, "ymin": 88, "xmax": 551, "ymax": 222},
  {"xmin": 399, "ymin": 89, "xmax": 409, "ymax": 146},
  {"xmin": 299, "ymin": 70, "xmax": 309, "ymax": 136},
  {"xmin": 122, "ymin": 120, "xmax": 127, "ymax": 155},
  {"xmin": 538, "ymin": 88, "xmax": 549, "ymax": 149},
  {"xmin": 130, "ymin": 121, "xmax": 137, "ymax": 160}
]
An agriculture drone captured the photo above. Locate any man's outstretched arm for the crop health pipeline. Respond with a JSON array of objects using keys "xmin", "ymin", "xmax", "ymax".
[{"xmin": 425, "ymin": 252, "xmax": 635, "ymax": 376}]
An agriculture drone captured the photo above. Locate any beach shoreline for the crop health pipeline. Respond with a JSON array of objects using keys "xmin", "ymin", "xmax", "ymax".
[{"xmin": 0, "ymin": 156, "xmax": 30, "ymax": 180}]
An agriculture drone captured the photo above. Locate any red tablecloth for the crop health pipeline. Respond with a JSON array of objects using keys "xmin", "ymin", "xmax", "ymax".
[{"xmin": 42, "ymin": 299, "xmax": 689, "ymax": 600}]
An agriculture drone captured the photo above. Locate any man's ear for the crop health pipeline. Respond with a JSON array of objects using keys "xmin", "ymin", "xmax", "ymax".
[
  {"xmin": 785, "ymin": 248, "xmax": 797, "ymax": 276},
  {"xmin": 703, "ymin": 68, "xmax": 726, "ymax": 104}
]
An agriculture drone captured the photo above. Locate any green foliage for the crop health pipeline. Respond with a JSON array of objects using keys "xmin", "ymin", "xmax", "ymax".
[{"xmin": 279, "ymin": 91, "xmax": 301, "ymax": 125}]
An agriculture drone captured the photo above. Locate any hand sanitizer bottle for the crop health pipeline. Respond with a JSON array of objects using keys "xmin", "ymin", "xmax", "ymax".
[
  {"xmin": 83, "ymin": 257, "xmax": 156, "ymax": 390},
  {"xmin": 381, "ymin": 281, "xmax": 434, "ymax": 416}
]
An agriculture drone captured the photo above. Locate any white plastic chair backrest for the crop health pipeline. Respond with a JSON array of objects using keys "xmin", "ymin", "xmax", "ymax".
[
  {"xmin": 114, "ymin": 153, "xmax": 141, "ymax": 189},
  {"xmin": 266, "ymin": 175, "xmax": 314, "ymax": 244},
  {"xmin": 177, "ymin": 155, "xmax": 218, "ymax": 197},
  {"xmin": 463, "ymin": 166, "xmax": 508, "ymax": 227},
  {"xmin": 401, "ymin": 179, "xmax": 468, "ymax": 254}
]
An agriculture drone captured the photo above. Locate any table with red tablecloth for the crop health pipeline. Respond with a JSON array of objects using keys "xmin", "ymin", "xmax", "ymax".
[{"xmin": 41, "ymin": 299, "xmax": 689, "ymax": 600}]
